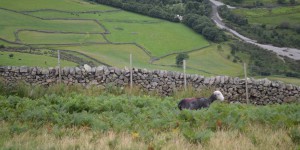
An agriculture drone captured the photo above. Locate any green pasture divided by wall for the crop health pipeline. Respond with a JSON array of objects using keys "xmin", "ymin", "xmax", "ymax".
[
  {"xmin": 0, "ymin": 9, "xmax": 105, "ymax": 41},
  {"xmin": 0, "ymin": 0, "xmax": 238, "ymax": 76},
  {"xmin": 27, "ymin": 10, "xmax": 210, "ymax": 57},
  {"xmin": 18, "ymin": 31, "xmax": 106, "ymax": 44},
  {"xmin": 0, "ymin": 51, "xmax": 77, "ymax": 67},
  {"xmin": 154, "ymin": 45, "xmax": 244, "ymax": 77},
  {"xmin": 0, "ymin": 0, "xmax": 115, "ymax": 11}
]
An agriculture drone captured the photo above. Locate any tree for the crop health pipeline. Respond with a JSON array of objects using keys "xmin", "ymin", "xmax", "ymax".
[{"xmin": 176, "ymin": 53, "xmax": 189, "ymax": 67}]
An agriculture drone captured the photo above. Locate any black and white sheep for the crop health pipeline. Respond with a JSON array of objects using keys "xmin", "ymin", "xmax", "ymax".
[{"xmin": 178, "ymin": 91, "xmax": 224, "ymax": 110}]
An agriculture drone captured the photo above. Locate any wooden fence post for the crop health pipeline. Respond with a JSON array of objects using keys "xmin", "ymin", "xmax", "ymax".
[
  {"xmin": 244, "ymin": 63, "xmax": 249, "ymax": 104},
  {"xmin": 130, "ymin": 54, "xmax": 133, "ymax": 96},
  {"xmin": 183, "ymin": 60, "xmax": 187, "ymax": 91},
  {"xmin": 58, "ymin": 50, "xmax": 61, "ymax": 84}
]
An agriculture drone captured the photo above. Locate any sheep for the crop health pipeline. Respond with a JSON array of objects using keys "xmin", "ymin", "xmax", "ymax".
[{"xmin": 178, "ymin": 91, "xmax": 224, "ymax": 110}]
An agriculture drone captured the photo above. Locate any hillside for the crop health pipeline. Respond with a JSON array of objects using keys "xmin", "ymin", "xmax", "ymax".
[
  {"xmin": 0, "ymin": 82, "xmax": 299, "ymax": 149},
  {"xmin": 0, "ymin": 0, "xmax": 245, "ymax": 77},
  {"xmin": 0, "ymin": 0, "xmax": 299, "ymax": 82}
]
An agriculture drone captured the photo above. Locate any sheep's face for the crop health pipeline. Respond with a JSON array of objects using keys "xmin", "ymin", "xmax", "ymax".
[{"xmin": 214, "ymin": 91, "xmax": 224, "ymax": 101}]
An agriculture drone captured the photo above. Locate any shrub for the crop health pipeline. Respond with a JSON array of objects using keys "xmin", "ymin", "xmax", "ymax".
[
  {"xmin": 9, "ymin": 54, "xmax": 14, "ymax": 58},
  {"xmin": 289, "ymin": 128, "xmax": 300, "ymax": 144},
  {"xmin": 176, "ymin": 53, "xmax": 189, "ymax": 67}
]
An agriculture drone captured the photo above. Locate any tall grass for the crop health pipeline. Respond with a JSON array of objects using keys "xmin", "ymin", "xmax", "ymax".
[
  {"xmin": 0, "ymin": 122, "xmax": 297, "ymax": 150},
  {"xmin": 0, "ymin": 79, "xmax": 299, "ymax": 149}
]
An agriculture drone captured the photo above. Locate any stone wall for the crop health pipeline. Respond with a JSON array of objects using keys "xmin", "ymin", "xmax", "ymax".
[{"xmin": 0, "ymin": 65, "xmax": 299, "ymax": 105}]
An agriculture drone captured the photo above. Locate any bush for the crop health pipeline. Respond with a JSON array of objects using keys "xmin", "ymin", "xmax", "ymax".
[
  {"xmin": 278, "ymin": 22, "xmax": 290, "ymax": 29},
  {"xmin": 289, "ymin": 128, "xmax": 300, "ymax": 144},
  {"xmin": 9, "ymin": 54, "xmax": 14, "ymax": 58},
  {"xmin": 176, "ymin": 53, "xmax": 189, "ymax": 67}
]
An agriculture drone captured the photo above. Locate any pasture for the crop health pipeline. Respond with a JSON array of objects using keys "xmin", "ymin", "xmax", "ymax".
[
  {"xmin": 0, "ymin": 0, "xmax": 219, "ymax": 75},
  {"xmin": 222, "ymin": 0, "xmax": 292, "ymax": 7},
  {"xmin": 232, "ymin": 5, "xmax": 300, "ymax": 26},
  {"xmin": 0, "ymin": 51, "xmax": 77, "ymax": 67}
]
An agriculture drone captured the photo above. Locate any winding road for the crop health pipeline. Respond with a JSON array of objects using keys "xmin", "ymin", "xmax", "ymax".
[{"xmin": 209, "ymin": 0, "xmax": 300, "ymax": 60}]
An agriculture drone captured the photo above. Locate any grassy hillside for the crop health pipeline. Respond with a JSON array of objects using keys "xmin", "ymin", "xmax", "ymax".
[
  {"xmin": 0, "ymin": 83, "xmax": 299, "ymax": 149},
  {"xmin": 0, "ymin": 51, "xmax": 77, "ymax": 67},
  {"xmin": 154, "ymin": 44, "xmax": 244, "ymax": 76},
  {"xmin": 233, "ymin": 5, "xmax": 300, "ymax": 26},
  {"xmin": 0, "ymin": 0, "xmax": 233, "ymax": 76}
]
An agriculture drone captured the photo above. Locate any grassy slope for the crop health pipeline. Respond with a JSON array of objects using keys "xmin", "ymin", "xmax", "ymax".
[
  {"xmin": 27, "ymin": 11, "xmax": 210, "ymax": 57},
  {"xmin": 0, "ymin": 84, "xmax": 298, "ymax": 150},
  {"xmin": 0, "ymin": 9, "xmax": 104, "ymax": 41},
  {"xmin": 0, "ymin": 51, "xmax": 77, "ymax": 67},
  {"xmin": 19, "ymin": 31, "xmax": 106, "ymax": 44},
  {"xmin": 154, "ymin": 44, "xmax": 244, "ymax": 77},
  {"xmin": 233, "ymin": 5, "xmax": 300, "ymax": 26},
  {"xmin": 0, "ymin": 0, "xmax": 114, "ymax": 11}
]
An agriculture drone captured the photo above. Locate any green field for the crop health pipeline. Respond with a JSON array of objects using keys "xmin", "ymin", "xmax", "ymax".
[
  {"xmin": 0, "ymin": 0, "xmax": 217, "ymax": 75},
  {"xmin": 233, "ymin": 5, "xmax": 300, "ymax": 26},
  {"xmin": 154, "ymin": 44, "xmax": 244, "ymax": 76},
  {"xmin": 222, "ymin": 0, "xmax": 293, "ymax": 7},
  {"xmin": 19, "ymin": 31, "xmax": 106, "ymax": 44},
  {"xmin": 0, "ymin": 0, "xmax": 115, "ymax": 11},
  {"xmin": 27, "ymin": 10, "xmax": 210, "ymax": 56},
  {"xmin": 1, "ymin": 0, "xmax": 299, "ymax": 85},
  {"xmin": 0, "ymin": 9, "xmax": 105, "ymax": 41},
  {"xmin": 0, "ymin": 51, "xmax": 77, "ymax": 67}
]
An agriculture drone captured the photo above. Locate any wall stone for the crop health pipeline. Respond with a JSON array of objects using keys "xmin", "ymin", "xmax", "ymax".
[{"xmin": 0, "ymin": 65, "xmax": 299, "ymax": 105}]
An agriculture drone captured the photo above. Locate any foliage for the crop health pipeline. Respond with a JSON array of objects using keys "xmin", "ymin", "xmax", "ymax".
[
  {"xmin": 228, "ymin": 41, "xmax": 300, "ymax": 77},
  {"xmin": 0, "ymin": 82, "xmax": 299, "ymax": 143},
  {"xmin": 176, "ymin": 53, "xmax": 189, "ymax": 67},
  {"xmin": 289, "ymin": 127, "xmax": 300, "ymax": 144},
  {"xmin": 183, "ymin": 14, "xmax": 227, "ymax": 42},
  {"xmin": 230, "ymin": 6, "xmax": 300, "ymax": 49},
  {"xmin": 218, "ymin": 6, "xmax": 248, "ymax": 26}
]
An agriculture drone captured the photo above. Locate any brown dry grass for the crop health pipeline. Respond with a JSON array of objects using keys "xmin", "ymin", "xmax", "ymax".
[{"xmin": 1, "ymin": 122, "xmax": 298, "ymax": 150}]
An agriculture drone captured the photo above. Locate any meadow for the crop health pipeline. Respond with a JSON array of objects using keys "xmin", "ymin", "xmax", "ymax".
[
  {"xmin": 233, "ymin": 5, "xmax": 300, "ymax": 26},
  {"xmin": 0, "ymin": 81, "xmax": 299, "ymax": 149},
  {"xmin": 0, "ymin": 0, "xmax": 222, "ymax": 76},
  {"xmin": 0, "ymin": 51, "xmax": 76, "ymax": 67}
]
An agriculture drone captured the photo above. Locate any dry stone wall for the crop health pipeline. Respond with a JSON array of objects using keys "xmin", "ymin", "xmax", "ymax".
[{"xmin": 1, "ymin": 65, "xmax": 299, "ymax": 105}]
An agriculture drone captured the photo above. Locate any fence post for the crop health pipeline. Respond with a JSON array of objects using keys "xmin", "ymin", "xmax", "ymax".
[
  {"xmin": 183, "ymin": 60, "xmax": 187, "ymax": 91},
  {"xmin": 58, "ymin": 50, "xmax": 62, "ymax": 84},
  {"xmin": 244, "ymin": 63, "xmax": 249, "ymax": 104},
  {"xmin": 130, "ymin": 54, "xmax": 133, "ymax": 96}
]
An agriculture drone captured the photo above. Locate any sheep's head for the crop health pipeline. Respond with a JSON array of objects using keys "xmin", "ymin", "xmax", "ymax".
[{"xmin": 214, "ymin": 91, "xmax": 224, "ymax": 101}]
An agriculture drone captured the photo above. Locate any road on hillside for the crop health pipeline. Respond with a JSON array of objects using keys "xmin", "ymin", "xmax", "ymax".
[{"xmin": 209, "ymin": 0, "xmax": 300, "ymax": 60}]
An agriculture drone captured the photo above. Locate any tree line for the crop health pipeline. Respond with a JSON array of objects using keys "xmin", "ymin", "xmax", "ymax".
[{"xmin": 90, "ymin": 0, "xmax": 227, "ymax": 42}]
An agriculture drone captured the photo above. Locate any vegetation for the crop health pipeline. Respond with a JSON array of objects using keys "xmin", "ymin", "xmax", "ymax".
[
  {"xmin": 0, "ymin": 51, "xmax": 77, "ymax": 67},
  {"xmin": 183, "ymin": 14, "xmax": 227, "ymax": 42},
  {"xmin": 229, "ymin": 41, "xmax": 300, "ymax": 77},
  {"xmin": 90, "ymin": 0, "xmax": 227, "ymax": 42},
  {"xmin": 0, "ymin": 81, "xmax": 299, "ymax": 149},
  {"xmin": 221, "ymin": 5, "xmax": 300, "ymax": 49},
  {"xmin": 221, "ymin": 0, "xmax": 299, "ymax": 7},
  {"xmin": 154, "ymin": 44, "xmax": 244, "ymax": 77},
  {"xmin": 176, "ymin": 53, "xmax": 189, "ymax": 67}
]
